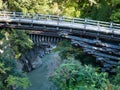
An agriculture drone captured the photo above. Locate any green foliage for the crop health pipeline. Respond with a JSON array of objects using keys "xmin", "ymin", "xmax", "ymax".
[
  {"xmin": 7, "ymin": 0, "xmax": 52, "ymax": 14},
  {"xmin": 9, "ymin": 30, "xmax": 33, "ymax": 58},
  {"xmin": 50, "ymin": 58, "xmax": 108, "ymax": 90},
  {"xmin": 0, "ymin": 29, "xmax": 32, "ymax": 89},
  {"xmin": 0, "ymin": 57, "xmax": 31, "ymax": 90},
  {"xmin": 6, "ymin": 75, "xmax": 31, "ymax": 89},
  {"xmin": 111, "ymin": 63, "xmax": 120, "ymax": 86},
  {"xmin": 53, "ymin": 40, "xmax": 73, "ymax": 59},
  {"xmin": 0, "ymin": 58, "xmax": 16, "ymax": 74},
  {"xmin": 0, "ymin": 0, "xmax": 120, "ymax": 90},
  {"xmin": 0, "ymin": 29, "xmax": 33, "ymax": 59},
  {"xmin": 110, "ymin": 9, "xmax": 120, "ymax": 23},
  {"xmin": 0, "ymin": 63, "xmax": 9, "ymax": 74},
  {"xmin": 54, "ymin": 40, "xmax": 96, "ymax": 66},
  {"xmin": 0, "ymin": 0, "xmax": 2, "ymax": 9}
]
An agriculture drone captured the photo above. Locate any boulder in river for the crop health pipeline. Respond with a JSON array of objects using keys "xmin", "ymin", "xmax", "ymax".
[{"xmin": 32, "ymin": 56, "xmax": 42, "ymax": 69}]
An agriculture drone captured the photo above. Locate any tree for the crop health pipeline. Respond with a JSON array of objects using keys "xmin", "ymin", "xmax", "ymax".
[
  {"xmin": 0, "ymin": 0, "xmax": 2, "ymax": 9},
  {"xmin": 8, "ymin": 29, "xmax": 33, "ymax": 59},
  {"xmin": 53, "ymin": 40, "xmax": 96, "ymax": 66},
  {"xmin": 0, "ymin": 29, "xmax": 32, "ymax": 89},
  {"xmin": 7, "ymin": 0, "xmax": 52, "ymax": 14},
  {"xmin": 0, "ymin": 57, "xmax": 31, "ymax": 90},
  {"xmin": 50, "ymin": 58, "xmax": 108, "ymax": 90}
]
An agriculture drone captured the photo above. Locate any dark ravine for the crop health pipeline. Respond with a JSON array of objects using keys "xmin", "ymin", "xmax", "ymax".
[
  {"xmin": 18, "ymin": 44, "xmax": 57, "ymax": 72},
  {"xmin": 15, "ymin": 40, "xmax": 118, "ymax": 90},
  {"xmin": 15, "ymin": 32, "xmax": 119, "ymax": 89},
  {"xmin": 28, "ymin": 32, "xmax": 119, "ymax": 73},
  {"xmin": 16, "ymin": 44, "xmax": 60, "ymax": 90}
]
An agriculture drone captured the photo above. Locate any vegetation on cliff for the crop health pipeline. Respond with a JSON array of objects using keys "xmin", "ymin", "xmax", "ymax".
[
  {"xmin": 0, "ymin": 29, "xmax": 33, "ymax": 90},
  {"xmin": 51, "ymin": 40, "xmax": 120, "ymax": 90}
]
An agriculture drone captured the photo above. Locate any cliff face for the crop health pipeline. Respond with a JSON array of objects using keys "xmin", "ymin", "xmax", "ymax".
[{"xmin": 19, "ymin": 44, "xmax": 56, "ymax": 72}]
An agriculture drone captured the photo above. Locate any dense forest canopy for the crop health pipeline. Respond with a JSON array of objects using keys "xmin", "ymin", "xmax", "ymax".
[{"xmin": 0, "ymin": 0, "xmax": 120, "ymax": 23}]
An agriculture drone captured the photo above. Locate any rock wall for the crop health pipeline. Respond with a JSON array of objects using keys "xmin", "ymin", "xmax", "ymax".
[{"xmin": 19, "ymin": 44, "xmax": 56, "ymax": 72}]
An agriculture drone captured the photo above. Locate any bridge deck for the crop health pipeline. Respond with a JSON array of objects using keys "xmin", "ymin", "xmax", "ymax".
[{"xmin": 0, "ymin": 11, "xmax": 120, "ymax": 35}]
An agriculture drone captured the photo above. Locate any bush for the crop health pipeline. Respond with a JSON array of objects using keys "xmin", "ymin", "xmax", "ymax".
[
  {"xmin": 0, "ymin": 57, "xmax": 31, "ymax": 90},
  {"xmin": 54, "ymin": 40, "xmax": 96, "ymax": 66},
  {"xmin": 9, "ymin": 29, "xmax": 33, "ymax": 59},
  {"xmin": 50, "ymin": 58, "xmax": 108, "ymax": 90},
  {"xmin": 0, "ymin": 29, "xmax": 32, "ymax": 90}
]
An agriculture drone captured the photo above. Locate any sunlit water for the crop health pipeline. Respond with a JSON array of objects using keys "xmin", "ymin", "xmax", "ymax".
[{"xmin": 27, "ymin": 52, "xmax": 60, "ymax": 90}]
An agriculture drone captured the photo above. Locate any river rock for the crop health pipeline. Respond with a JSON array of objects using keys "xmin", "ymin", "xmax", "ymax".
[
  {"xmin": 32, "ymin": 56, "xmax": 42, "ymax": 69},
  {"xmin": 16, "ymin": 60, "xmax": 23, "ymax": 72}
]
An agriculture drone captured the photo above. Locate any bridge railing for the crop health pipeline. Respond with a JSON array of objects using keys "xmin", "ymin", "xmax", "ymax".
[{"xmin": 0, "ymin": 11, "xmax": 120, "ymax": 30}]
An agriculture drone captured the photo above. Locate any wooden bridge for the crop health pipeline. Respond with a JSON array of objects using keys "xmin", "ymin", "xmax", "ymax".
[{"xmin": 0, "ymin": 11, "xmax": 120, "ymax": 73}]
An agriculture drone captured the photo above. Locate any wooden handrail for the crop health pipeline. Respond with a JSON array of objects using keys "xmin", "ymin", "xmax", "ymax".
[{"xmin": 0, "ymin": 11, "xmax": 120, "ymax": 30}]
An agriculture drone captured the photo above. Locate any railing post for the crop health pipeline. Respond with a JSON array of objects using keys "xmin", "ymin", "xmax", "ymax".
[
  {"xmin": 110, "ymin": 21, "xmax": 113, "ymax": 29},
  {"xmin": 18, "ymin": 12, "xmax": 20, "ymax": 18},
  {"xmin": 3, "ymin": 11, "xmax": 6, "ymax": 17},
  {"xmin": 45, "ymin": 15, "xmax": 47, "ymax": 21},
  {"xmin": 84, "ymin": 18, "xmax": 87, "ymax": 29},
  {"xmin": 97, "ymin": 21, "xmax": 100, "ymax": 30},
  {"xmin": 110, "ymin": 21, "xmax": 114, "ymax": 34},
  {"xmin": 48, "ymin": 15, "xmax": 51, "ymax": 20},
  {"xmin": 21, "ymin": 12, "xmax": 23, "ymax": 18},
  {"xmin": 13, "ymin": 12, "xmax": 15, "ymax": 18},
  {"xmin": 72, "ymin": 18, "xmax": 74, "ymax": 23},
  {"xmin": 36, "ymin": 13, "xmax": 38, "ymax": 20},
  {"xmin": 59, "ymin": 15, "xmax": 63, "ymax": 22},
  {"xmin": 57, "ymin": 15, "xmax": 62, "ymax": 25},
  {"xmin": 110, "ymin": 22, "xmax": 115, "ymax": 34}
]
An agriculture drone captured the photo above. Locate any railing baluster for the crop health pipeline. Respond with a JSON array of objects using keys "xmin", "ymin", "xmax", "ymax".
[
  {"xmin": 97, "ymin": 21, "xmax": 100, "ymax": 30},
  {"xmin": 13, "ymin": 12, "xmax": 15, "ymax": 18},
  {"xmin": 3, "ymin": 11, "xmax": 6, "ymax": 17},
  {"xmin": 72, "ymin": 18, "xmax": 74, "ymax": 23},
  {"xmin": 0, "ymin": 11, "xmax": 120, "ymax": 32},
  {"xmin": 48, "ymin": 15, "xmax": 51, "ymax": 20},
  {"xmin": 110, "ymin": 22, "xmax": 113, "ymax": 29},
  {"xmin": 84, "ymin": 18, "xmax": 87, "ymax": 29},
  {"xmin": 36, "ymin": 14, "xmax": 38, "ymax": 20}
]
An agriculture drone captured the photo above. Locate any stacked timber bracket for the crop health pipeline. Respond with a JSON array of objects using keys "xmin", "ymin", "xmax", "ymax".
[{"xmin": 0, "ymin": 11, "xmax": 120, "ymax": 73}]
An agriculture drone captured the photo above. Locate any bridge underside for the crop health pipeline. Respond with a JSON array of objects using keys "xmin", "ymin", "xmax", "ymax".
[
  {"xmin": 0, "ymin": 20, "xmax": 120, "ymax": 73},
  {"xmin": 26, "ymin": 30, "xmax": 119, "ymax": 73}
]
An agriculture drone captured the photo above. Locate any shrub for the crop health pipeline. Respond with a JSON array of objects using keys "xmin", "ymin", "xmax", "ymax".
[
  {"xmin": 50, "ymin": 58, "xmax": 108, "ymax": 90},
  {"xmin": 0, "ymin": 57, "xmax": 31, "ymax": 90}
]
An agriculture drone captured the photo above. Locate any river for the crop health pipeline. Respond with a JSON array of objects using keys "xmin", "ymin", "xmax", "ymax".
[{"xmin": 27, "ymin": 52, "xmax": 60, "ymax": 90}]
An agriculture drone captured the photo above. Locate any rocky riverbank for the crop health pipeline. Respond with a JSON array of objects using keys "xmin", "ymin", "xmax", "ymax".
[{"xmin": 17, "ymin": 44, "xmax": 57, "ymax": 72}]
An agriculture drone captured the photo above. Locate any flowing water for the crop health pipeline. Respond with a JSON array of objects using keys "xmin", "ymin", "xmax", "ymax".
[{"xmin": 27, "ymin": 52, "xmax": 60, "ymax": 90}]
